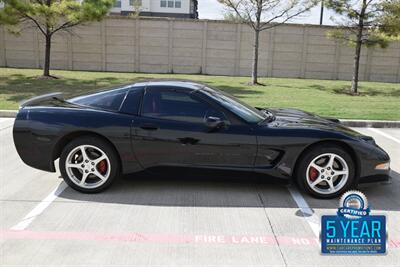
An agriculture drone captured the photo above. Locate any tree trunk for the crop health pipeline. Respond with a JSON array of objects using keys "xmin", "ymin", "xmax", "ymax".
[
  {"xmin": 251, "ymin": 29, "xmax": 260, "ymax": 85},
  {"xmin": 351, "ymin": 38, "xmax": 362, "ymax": 94},
  {"xmin": 43, "ymin": 34, "xmax": 51, "ymax": 77},
  {"xmin": 351, "ymin": 0, "xmax": 367, "ymax": 95}
]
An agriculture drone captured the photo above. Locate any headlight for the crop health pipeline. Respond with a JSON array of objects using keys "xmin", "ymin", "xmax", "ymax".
[{"xmin": 375, "ymin": 162, "xmax": 390, "ymax": 170}]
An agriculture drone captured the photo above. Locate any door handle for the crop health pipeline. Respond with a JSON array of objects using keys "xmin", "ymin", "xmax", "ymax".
[{"xmin": 140, "ymin": 124, "xmax": 158, "ymax": 131}]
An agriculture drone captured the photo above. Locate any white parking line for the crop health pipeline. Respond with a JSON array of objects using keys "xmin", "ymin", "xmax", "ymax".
[
  {"xmin": 368, "ymin": 128, "xmax": 400, "ymax": 145},
  {"xmin": 288, "ymin": 186, "xmax": 320, "ymax": 238},
  {"xmin": 11, "ymin": 182, "xmax": 67, "ymax": 231}
]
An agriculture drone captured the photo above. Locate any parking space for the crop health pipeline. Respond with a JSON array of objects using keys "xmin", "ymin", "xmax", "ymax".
[{"xmin": 1, "ymin": 117, "xmax": 400, "ymax": 266}]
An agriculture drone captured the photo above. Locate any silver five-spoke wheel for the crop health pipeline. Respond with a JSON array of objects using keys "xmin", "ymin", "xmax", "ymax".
[
  {"xmin": 306, "ymin": 153, "xmax": 349, "ymax": 195},
  {"xmin": 65, "ymin": 145, "xmax": 111, "ymax": 189}
]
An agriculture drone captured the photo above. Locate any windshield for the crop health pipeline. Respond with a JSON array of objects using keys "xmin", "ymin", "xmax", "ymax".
[{"xmin": 201, "ymin": 87, "xmax": 265, "ymax": 123}]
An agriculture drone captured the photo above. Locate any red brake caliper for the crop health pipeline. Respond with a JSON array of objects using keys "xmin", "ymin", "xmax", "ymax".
[
  {"xmin": 97, "ymin": 160, "xmax": 107, "ymax": 174},
  {"xmin": 309, "ymin": 167, "xmax": 319, "ymax": 182}
]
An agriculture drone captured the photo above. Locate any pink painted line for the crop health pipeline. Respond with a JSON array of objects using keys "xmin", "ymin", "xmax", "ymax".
[{"xmin": 1, "ymin": 230, "xmax": 400, "ymax": 248}]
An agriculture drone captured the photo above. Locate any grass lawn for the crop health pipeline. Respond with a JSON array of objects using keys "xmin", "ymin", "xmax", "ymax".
[{"xmin": 1, "ymin": 67, "xmax": 399, "ymax": 120}]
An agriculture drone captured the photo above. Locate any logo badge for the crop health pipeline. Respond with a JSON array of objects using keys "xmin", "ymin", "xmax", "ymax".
[
  {"xmin": 337, "ymin": 191, "xmax": 370, "ymax": 219},
  {"xmin": 321, "ymin": 190, "xmax": 386, "ymax": 254}
]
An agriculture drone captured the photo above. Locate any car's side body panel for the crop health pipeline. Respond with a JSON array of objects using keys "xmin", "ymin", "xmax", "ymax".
[
  {"xmin": 132, "ymin": 116, "xmax": 258, "ymax": 169},
  {"xmin": 13, "ymin": 107, "xmax": 143, "ymax": 174},
  {"xmin": 253, "ymin": 126, "xmax": 390, "ymax": 180},
  {"xmin": 130, "ymin": 85, "xmax": 258, "ymax": 169}
]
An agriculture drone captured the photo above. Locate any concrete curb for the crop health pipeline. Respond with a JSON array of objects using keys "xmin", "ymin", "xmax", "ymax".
[
  {"xmin": 339, "ymin": 119, "xmax": 400, "ymax": 128},
  {"xmin": 0, "ymin": 110, "xmax": 18, "ymax": 118},
  {"xmin": 1, "ymin": 110, "xmax": 399, "ymax": 128}
]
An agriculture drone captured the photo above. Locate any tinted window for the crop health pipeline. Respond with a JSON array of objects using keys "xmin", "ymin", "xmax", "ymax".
[
  {"xmin": 119, "ymin": 88, "xmax": 143, "ymax": 115},
  {"xmin": 142, "ymin": 90, "xmax": 226, "ymax": 123},
  {"xmin": 69, "ymin": 89, "xmax": 127, "ymax": 111}
]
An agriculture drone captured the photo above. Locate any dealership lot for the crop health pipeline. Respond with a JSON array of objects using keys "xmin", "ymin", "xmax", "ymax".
[{"xmin": 1, "ymin": 117, "xmax": 399, "ymax": 266}]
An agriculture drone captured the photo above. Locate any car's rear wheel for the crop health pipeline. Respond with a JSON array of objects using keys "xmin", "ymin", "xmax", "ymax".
[
  {"xmin": 296, "ymin": 145, "xmax": 356, "ymax": 198},
  {"xmin": 60, "ymin": 136, "xmax": 119, "ymax": 193}
]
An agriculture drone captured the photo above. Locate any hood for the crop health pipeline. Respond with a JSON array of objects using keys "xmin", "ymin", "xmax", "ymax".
[{"xmin": 265, "ymin": 108, "xmax": 363, "ymax": 138}]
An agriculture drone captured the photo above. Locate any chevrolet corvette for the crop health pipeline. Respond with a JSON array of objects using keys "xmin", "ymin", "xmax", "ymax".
[{"xmin": 13, "ymin": 80, "xmax": 390, "ymax": 198}]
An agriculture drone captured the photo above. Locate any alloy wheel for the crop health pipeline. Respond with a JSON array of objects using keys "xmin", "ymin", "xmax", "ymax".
[
  {"xmin": 65, "ymin": 145, "xmax": 111, "ymax": 189},
  {"xmin": 306, "ymin": 153, "xmax": 349, "ymax": 195}
]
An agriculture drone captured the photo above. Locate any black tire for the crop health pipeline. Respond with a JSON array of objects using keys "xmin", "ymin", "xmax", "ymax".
[
  {"xmin": 296, "ymin": 144, "xmax": 356, "ymax": 199},
  {"xmin": 59, "ymin": 136, "xmax": 120, "ymax": 193}
]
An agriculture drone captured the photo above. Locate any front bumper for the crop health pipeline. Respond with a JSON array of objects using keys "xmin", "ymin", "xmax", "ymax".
[{"xmin": 359, "ymin": 172, "xmax": 391, "ymax": 184}]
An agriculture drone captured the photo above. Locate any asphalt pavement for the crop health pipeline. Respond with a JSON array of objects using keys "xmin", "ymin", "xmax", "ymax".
[{"xmin": 1, "ymin": 118, "xmax": 399, "ymax": 266}]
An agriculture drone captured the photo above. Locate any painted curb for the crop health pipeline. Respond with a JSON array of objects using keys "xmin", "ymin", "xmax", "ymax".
[{"xmin": 0, "ymin": 110, "xmax": 399, "ymax": 128}]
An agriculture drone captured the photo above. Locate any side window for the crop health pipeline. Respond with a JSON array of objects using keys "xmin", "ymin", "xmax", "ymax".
[
  {"xmin": 142, "ymin": 90, "xmax": 226, "ymax": 123},
  {"xmin": 70, "ymin": 89, "xmax": 127, "ymax": 111},
  {"xmin": 119, "ymin": 88, "xmax": 144, "ymax": 115}
]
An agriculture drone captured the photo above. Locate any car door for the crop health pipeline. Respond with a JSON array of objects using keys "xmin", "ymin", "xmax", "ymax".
[{"xmin": 131, "ymin": 85, "xmax": 257, "ymax": 169}]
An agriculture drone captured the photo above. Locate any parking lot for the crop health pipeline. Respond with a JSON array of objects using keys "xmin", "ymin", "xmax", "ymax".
[{"xmin": 1, "ymin": 117, "xmax": 399, "ymax": 266}]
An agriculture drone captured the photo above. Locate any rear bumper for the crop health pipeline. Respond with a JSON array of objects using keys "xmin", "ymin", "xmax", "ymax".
[{"xmin": 13, "ymin": 109, "xmax": 56, "ymax": 172}]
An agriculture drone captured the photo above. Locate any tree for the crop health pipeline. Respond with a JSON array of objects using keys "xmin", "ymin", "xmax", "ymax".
[
  {"xmin": 379, "ymin": 0, "xmax": 400, "ymax": 37},
  {"xmin": 218, "ymin": 0, "xmax": 317, "ymax": 85},
  {"xmin": 325, "ymin": 0, "xmax": 394, "ymax": 94},
  {"xmin": 0, "ymin": 0, "xmax": 114, "ymax": 78},
  {"xmin": 129, "ymin": 0, "xmax": 142, "ymax": 18}
]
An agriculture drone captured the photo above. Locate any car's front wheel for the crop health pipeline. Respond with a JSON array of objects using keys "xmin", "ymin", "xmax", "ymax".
[
  {"xmin": 60, "ymin": 136, "xmax": 119, "ymax": 193},
  {"xmin": 296, "ymin": 145, "xmax": 356, "ymax": 198}
]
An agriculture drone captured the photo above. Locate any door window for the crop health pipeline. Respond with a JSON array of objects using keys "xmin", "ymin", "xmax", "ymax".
[{"xmin": 142, "ymin": 90, "xmax": 226, "ymax": 124}]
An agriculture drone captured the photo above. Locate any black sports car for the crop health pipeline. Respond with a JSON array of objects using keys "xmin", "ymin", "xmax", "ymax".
[{"xmin": 13, "ymin": 80, "xmax": 390, "ymax": 198}]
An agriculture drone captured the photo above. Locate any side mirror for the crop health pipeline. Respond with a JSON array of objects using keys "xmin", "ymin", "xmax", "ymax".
[{"xmin": 205, "ymin": 116, "xmax": 225, "ymax": 131}]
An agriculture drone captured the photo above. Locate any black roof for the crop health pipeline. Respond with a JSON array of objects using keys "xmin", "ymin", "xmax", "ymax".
[{"xmin": 70, "ymin": 80, "xmax": 210, "ymax": 100}]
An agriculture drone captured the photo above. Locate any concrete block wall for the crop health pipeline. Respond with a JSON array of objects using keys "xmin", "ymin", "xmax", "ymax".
[{"xmin": 0, "ymin": 16, "xmax": 399, "ymax": 83}]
